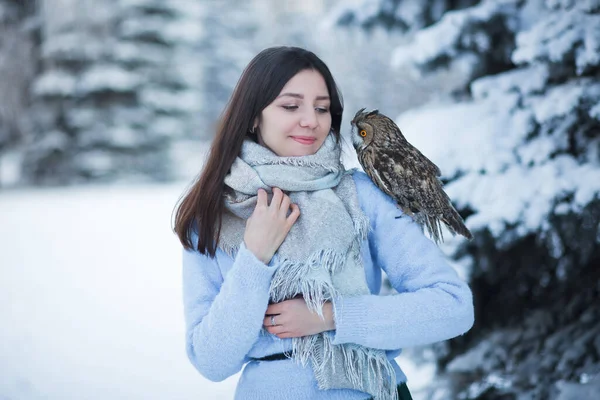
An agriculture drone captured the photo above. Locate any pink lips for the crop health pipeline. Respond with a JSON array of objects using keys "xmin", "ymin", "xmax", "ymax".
[{"xmin": 291, "ymin": 136, "xmax": 317, "ymax": 145}]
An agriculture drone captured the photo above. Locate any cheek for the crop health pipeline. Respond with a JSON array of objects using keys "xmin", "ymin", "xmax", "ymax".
[
  {"xmin": 271, "ymin": 114, "xmax": 298, "ymax": 135},
  {"xmin": 261, "ymin": 113, "xmax": 292, "ymax": 140},
  {"xmin": 319, "ymin": 114, "xmax": 332, "ymax": 134}
]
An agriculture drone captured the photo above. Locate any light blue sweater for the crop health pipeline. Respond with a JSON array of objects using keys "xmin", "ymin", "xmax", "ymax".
[{"xmin": 182, "ymin": 171, "xmax": 474, "ymax": 399}]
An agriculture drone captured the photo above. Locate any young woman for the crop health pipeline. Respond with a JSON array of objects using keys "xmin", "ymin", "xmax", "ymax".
[{"xmin": 173, "ymin": 46, "xmax": 474, "ymax": 400}]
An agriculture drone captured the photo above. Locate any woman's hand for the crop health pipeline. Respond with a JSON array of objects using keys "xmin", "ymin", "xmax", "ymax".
[
  {"xmin": 263, "ymin": 296, "xmax": 336, "ymax": 339},
  {"xmin": 244, "ymin": 187, "xmax": 300, "ymax": 264}
]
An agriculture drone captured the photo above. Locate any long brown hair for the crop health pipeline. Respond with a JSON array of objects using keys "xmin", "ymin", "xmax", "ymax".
[{"xmin": 173, "ymin": 46, "xmax": 344, "ymax": 256}]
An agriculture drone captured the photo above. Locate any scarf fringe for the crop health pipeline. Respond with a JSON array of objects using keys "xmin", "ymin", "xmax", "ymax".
[
  {"xmin": 336, "ymin": 341, "xmax": 398, "ymax": 400},
  {"xmin": 270, "ymin": 250, "xmax": 398, "ymax": 400},
  {"xmin": 290, "ymin": 333, "xmax": 398, "ymax": 400},
  {"xmin": 269, "ymin": 249, "xmax": 347, "ymax": 315},
  {"xmin": 219, "ymin": 239, "xmax": 239, "ymax": 259},
  {"xmin": 354, "ymin": 212, "xmax": 371, "ymax": 242}
]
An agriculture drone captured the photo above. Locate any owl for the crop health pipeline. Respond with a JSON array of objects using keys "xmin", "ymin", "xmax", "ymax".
[{"xmin": 350, "ymin": 108, "xmax": 473, "ymax": 244}]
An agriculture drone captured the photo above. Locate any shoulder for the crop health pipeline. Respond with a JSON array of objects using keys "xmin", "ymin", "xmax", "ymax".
[
  {"xmin": 349, "ymin": 169, "xmax": 400, "ymax": 219},
  {"xmin": 349, "ymin": 169, "xmax": 376, "ymax": 196}
]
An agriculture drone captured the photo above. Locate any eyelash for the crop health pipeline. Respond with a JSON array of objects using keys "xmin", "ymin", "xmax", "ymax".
[{"xmin": 282, "ymin": 105, "xmax": 329, "ymax": 113}]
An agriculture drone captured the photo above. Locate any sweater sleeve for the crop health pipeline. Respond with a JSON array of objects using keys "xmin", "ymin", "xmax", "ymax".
[
  {"xmin": 330, "ymin": 171, "xmax": 474, "ymax": 350},
  {"xmin": 182, "ymin": 239, "xmax": 278, "ymax": 382}
]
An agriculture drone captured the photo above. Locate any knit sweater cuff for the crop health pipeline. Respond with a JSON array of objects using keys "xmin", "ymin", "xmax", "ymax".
[
  {"xmin": 330, "ymin": 295, "xmax": 370, "ymax": 345},
  {"xmin": 235, "ymin": 242, "xmax": 280, "ymax": 280}
]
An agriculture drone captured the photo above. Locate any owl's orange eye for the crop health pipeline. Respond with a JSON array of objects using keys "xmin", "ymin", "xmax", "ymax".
[{"xmin": 360, "ymin": 130, "xmax": 367, "ymax": 137}]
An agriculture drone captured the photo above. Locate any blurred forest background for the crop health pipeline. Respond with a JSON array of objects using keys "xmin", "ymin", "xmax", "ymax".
[{"xmin": 1, "ymin": 0, "xmax": 599, "ymax": 399}]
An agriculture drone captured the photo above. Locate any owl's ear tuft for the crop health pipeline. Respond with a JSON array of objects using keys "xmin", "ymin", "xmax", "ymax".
[
  {"xmin": 365, "ymin": 109, "xmax": 379, "ymax": 118},
  {"xmin": 351, "ymin": 108, "xmax": 366, "ymax": 126}
]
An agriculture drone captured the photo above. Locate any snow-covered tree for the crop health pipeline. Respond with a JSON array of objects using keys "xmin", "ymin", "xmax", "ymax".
[
  {"xmin": 9, "ymin": 0, "xmax": 205, "ymax": 185},
  {"xmin": 196, "ymin": 1, "xmax": 260, "ymax": 130},
  {"xmin": 1, "ymin": 0, "xmax": 348, "ymax": 186},
  {"xmin": 0, "ymin": 0, "xmax": 39, "ymax": 186},
  {"xmin": 329, "ymin": 0, "xmax": 480, "ymax": 32},
  {"xmin": 330, "ymin": 0, "xmax": 600, "ymax": 399}
]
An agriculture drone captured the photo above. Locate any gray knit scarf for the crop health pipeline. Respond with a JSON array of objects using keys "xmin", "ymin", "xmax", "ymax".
[{"xmin": 218, "ymin": 135, "xmax": 397, "ymax": 400}]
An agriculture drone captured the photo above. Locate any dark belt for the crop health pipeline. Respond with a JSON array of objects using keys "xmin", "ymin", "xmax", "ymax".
[
  {"xmin": 253, "ymin": 353, "xmax": 413, "ymax": 400},
  {"xmin": 253, "ymin": 352, "xmax": 290, "ymax": 361}
]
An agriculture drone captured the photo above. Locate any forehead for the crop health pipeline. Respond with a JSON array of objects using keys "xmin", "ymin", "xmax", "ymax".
[{"xmin": 279, "ymin": 69, "xmax": 329, "ymax": 96}]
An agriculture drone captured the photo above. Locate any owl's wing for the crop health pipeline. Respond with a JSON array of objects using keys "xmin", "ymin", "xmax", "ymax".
[
  {"xmin": 376, "ymin": 145, "xmax": 472, "ymax": 241},
  {"xmin": 359, "ymin": 147, "xmax": 396, "ymax": 200},
  {"xmin": 404, "ymin": 142, "xmax": 441, "ymax": 177},
  {"xmin": 360, "ymin": 141, "xmax": 447, "ymax": 212},
  {"xmin": 380, "ymin": 145, "xmax": 447, "ymax": 210}
]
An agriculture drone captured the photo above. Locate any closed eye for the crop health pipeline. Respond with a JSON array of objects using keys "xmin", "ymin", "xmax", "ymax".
[
  {"xmin": 316, "ymin": 107, "xmax": 329, "ymax": 113},
  {"xmin": 282, "ymin": 105, "xmax": 298, "ymax": 111}
]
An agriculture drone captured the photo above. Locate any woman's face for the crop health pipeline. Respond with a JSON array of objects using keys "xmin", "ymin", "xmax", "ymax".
[{"xmin": 256, "ymin": 69, "xmax": 332, "ymax": 157}]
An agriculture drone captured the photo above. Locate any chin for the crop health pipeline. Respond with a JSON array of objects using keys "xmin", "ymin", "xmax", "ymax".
[{"xmin": 285, "ymin": 141, "xmax": 322, "ymax": 157}]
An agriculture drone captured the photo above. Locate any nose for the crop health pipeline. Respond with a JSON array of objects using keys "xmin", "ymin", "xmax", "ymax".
[{"xmin": 299, "ymin": 109, "xmax": 319, "ymax": 129}]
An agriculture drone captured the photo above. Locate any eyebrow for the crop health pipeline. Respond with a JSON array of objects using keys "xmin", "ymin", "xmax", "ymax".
[{"xmin": 277, "ymin": 93, "xmax": 330, "ymax": 101}]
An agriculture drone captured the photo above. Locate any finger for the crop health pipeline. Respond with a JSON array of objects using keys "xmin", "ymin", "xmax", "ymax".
[
  {"xmin": 270, "ymin": 187, "xmax": 283, "ymax": 209},
  {"xmin": 280, "ymin": 194, "xmax": 291, "ymax": 217},
  {"xmin": 256, "ymin": 188, "xmax": 268, "ymax": 207},
  {"xmin": 276, "ymin": 332, "xmax": 295, "ymax": 339},
  {"xmin": 263, "ymin": 314, "xmax": 282, "ymax": 327},
  {"xmin": 286, "ymin": 204, "xmax": 300, "ymax": 226},
  {"xmin": 266, "ymin": 325, "xmax": 287, "ymax": 335},
  {"xmin": 266, "ymin": 303, "xmax": 283, "ymax": 314}
]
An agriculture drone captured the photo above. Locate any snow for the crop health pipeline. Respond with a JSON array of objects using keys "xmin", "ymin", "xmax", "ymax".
[
  {"xmin": 512, "ymin": 8, "xmax": 600, "ymax": 73},
  {"xmin": 168, "ymin": 2, "xmax": 206, "ymax": 19},
  {"xmin": 162, "ymin": 20, "xmax": 204, "ymax": 44},
  {"xmin": 119, "ymin": 16, "xmax": 171, "ymax": 41},
  {"xmin": 0, "ymin": 183, "xmax": 433, "ymax": 400},
  {"xmin": 470, "ymin": 64, "xmax": 549, "ymax": 99},
  {"xmin": 527, "ymin": 79, "xmax": 598, "ymax": 123},
  {"xmin": 73, "ymin": 150, "xmax": 114, "ymax": 174},
  {"xmin": 79, "ymin": 65, "xmax": 141, "ymax": 93},
  {"xmin": 111, "ymin": 42, "xmax": 170, "ymax": 65},
  {"xmin": 103, "ymin": 126, "xmax": 143, "ymax": 148},
  {"xmin": 139, "ymin": 88, "xmax": 201, "ymax": 114},
  {"xmin": 150, "ymin": 117, "xmax": 188, "ymax": 139},
  {"xmin": 556, "ymin": 375, "xmax": 600, "ymax": 400},
  {"xmin": 323, "ymin": 0, "xmax": 384, "ymax": 28},
  {"xmin": 36, "ymin": 130, "xmax": 70, "ymax": 152},
  {"xmin": 516, "ymin": 130, "xmax": 569, "ymax": 165},
  {"xmin": 590, "ymin": 102, "xmax": 600, "ymax": 119},
  {"xmin": 41, "ymin": 32, "xmax": 104, "ymax": 61},
  {"xmin": 0, "ymin": 150, "xmax": 23, "ymax": 187},
  {"xmin": 0, "ymin": 183, "xmax": 235, "ymax": 399},
  {"xmin": 390, "ymin": 0, "xmax": 520, "ymax": 72},
  {"xmin": 32, "ymin": 71, "xmax": 77, "ymax": 97}
]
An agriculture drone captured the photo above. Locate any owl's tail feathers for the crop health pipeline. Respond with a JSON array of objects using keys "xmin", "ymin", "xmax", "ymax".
[
  {"xmin": 411, "ymin": 207, "xmax": 473, "ymax": 244},
  {"xmin": 442, "ymin": 205, "xmax": 473, "ymax": 241},
  {"xmin": 421, "ymin": 214, "xmax": 444, "ymax": 245}
]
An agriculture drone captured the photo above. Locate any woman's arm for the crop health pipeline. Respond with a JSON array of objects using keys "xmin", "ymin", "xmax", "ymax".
[
  {"xmin": 330, "ymin": 172, "xmax": 474, "ymax": 350},
  {"xmin": 182, "ymin": 240, "xmax": 278, "ymax": 382}
]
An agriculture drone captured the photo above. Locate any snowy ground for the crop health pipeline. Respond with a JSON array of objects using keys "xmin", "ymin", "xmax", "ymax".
[{"xmin": 0, "ymin": 182, "xmax": 433, "ymax": 400}]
